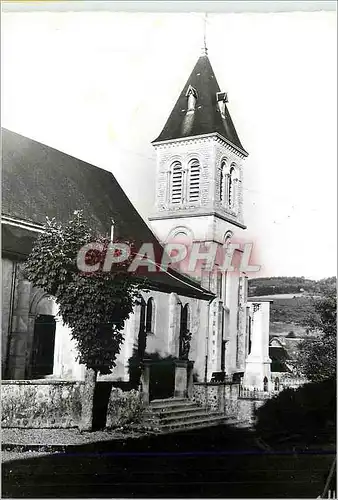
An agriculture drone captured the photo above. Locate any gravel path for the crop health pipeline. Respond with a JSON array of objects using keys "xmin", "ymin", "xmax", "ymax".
[{"xmin": 2, "ymin": 427, "xmax": 144, "ymax": 447}]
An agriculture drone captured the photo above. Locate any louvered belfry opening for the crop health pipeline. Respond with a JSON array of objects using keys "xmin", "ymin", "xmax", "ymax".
[
  {"xmin": 219, "ymin": 161, "xmax": 225, "ymax": 202},
  {"xmin": 188, "ymin": 159, "xmax": 200, "ymax": 202},
  {"xmin": 170, "ymin": 161, "xmax": 183, "ymax": 204}
]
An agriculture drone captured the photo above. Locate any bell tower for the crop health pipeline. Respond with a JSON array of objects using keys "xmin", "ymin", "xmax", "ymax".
[
  {"xmin": 149, "ymin": 53, "xmax": 248, "ymax": 248},
  {"xmin": 149, "ymin": 53, "xmax": 250, "ymax": 380}
]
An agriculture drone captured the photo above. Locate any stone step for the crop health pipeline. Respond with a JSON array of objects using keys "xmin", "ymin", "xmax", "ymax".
[
  {"xmin": 149, "ymin": 405, "xmax": 202, "ymax": 416},
  {"xmin": 149, "ymin": 398, "xmax": 191, "ymax": 409},
  {"xmin": 144, "ymin": 408, "xmax": 214, "ymax": 424},
  {"xmin": 159, "ymin": 410, "xmax": 224, "ymax": 426},
  {"xmin": 149, "ymin": 406, "xmax": 209, "ymax": 418},
  {"xmin": 159, "ymin": 414, "xmax": 227, "ymax": 432}
]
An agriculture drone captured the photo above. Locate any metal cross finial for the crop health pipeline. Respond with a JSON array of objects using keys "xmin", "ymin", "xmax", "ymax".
[{"xmin": 202, "ymin": 13, "xmax": 208, "ymax": 56}]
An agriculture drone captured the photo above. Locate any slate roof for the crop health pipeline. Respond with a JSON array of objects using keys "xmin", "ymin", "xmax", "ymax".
[
  {"xmin": 2, "ymin": 128, "xmax": 214, "ymax": 301},
  {"xmin": 152, "ymin": 55, "xmax": 247, "ymax": 155}
]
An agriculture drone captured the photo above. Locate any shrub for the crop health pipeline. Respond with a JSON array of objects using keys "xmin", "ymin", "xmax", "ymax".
[{"xmin": 254, "ymin": 378, "xmax": 336, "ymax": 444}]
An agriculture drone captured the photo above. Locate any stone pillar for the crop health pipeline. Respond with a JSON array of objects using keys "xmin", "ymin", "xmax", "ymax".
[
  {"xmin": 8, "ymin": 277, "xmax": 32, "ymax": 379},
  {"xmin": 79, "ymin": 367, "xmax": 96, "ymax": 431},
  {"xmin": 236, "ymin": 277, "xmax": 247, "ymax": 371},
  {"xmin": 174, "ymin": 359, "xmax": 188, "ymax": 398},
  {"xmin": 140, "ymin": 360, "xmax": 151, "ymax": 405},
  {"xmin": 217, "ymin": 384, "xmax": 226, "ymax": 414},
  {"xmin": 243, "ymin": 302, "xmax": 271, "ymax": 390},
  {"xmin": 187, "ymin": 361, "xmax": 194, "ymax": 399}
]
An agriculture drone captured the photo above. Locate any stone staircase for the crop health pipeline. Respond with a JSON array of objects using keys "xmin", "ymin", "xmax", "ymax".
[{"xmin": 144, "ymin": 398, "xmax": 228, "ymax": 433}]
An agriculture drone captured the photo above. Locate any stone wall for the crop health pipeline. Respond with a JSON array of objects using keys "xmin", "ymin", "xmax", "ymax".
[
  {"xmin": 105, "ymin": 388, "xmax": 161, "ymax": 431},
  {"xmin": 192, "ymin": 382, "xmax": 265, "ymax": 427},
  {"xmin": 192, "ymin": 382, "xmax": 225, "ymax": 411},
  {"xmin": 1, "ymin": 380, "xmax": 83, "ymax": 428}
]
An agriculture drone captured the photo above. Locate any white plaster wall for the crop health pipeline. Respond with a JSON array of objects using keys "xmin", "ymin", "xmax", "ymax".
[{"xmin": 52, "ymin": 288, "xmax": 210, "ymax": 383}]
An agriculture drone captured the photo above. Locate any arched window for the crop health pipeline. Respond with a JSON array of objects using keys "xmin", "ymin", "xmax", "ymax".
[
  {"xmin": 179, "ymin": 304, "xmax": 191, "ymax": 359},
  {"xmin": 228, "ymin": 165, "xmax": 238, "ymax": 209},
  {"xmin": 145, "ymin": 297, "xmax": 155, "ymax": 333},
  {"xmin": 263, "ymin": 376, "xmax": 269, "ymax": 392},
  {"xmin": 181, "ymin": 304, "xmax": 190, "ymax": 332},
  {"xmin": 170, "ymin": 161, "xmax": 183, "ymax": 204},
  {"xmin": 137, "ymin": 298, "xmax": 147, "ymax": 357},
  {"xmin": 274, "ymin": 377, "xmax": 280, "ymax": 392},
  {"xmin": 223, "ymin": 231, "xmax": 233, "ymax": 245},
  {"xmin": 228, "ymin": 166, "xmax": 234, "ymax": 207},
  {"xmin": 219, "ymin": 159, "xmax": 227, "ymax": 203},
  {"xmin": 188, "ymin": 159, "xmax": 200, "ymax": 202}
]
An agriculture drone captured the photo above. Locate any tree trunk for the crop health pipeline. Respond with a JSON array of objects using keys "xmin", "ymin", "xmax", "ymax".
[{"xmin": 79, "ymin": 367, "xmax": 97, "ymax": 431}]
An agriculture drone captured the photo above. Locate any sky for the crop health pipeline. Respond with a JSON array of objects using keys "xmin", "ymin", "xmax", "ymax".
[{"xmin": 2, "ymin": 9, "xmax": 337, "ymax": 279}]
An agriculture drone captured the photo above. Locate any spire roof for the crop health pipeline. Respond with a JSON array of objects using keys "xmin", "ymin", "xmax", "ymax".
[{"xmin": 152, "ymin": 55, "xmax": 247, "ymax": 156}]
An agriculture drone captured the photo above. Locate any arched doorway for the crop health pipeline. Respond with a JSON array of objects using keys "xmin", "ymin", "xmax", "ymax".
[
  {"xmin": 31, "ymin": 314, "xmax": 56, "ymax": 378},
  {"xmin": 30, "ymin": 293, "xmax": 57, "ymax": 379}
]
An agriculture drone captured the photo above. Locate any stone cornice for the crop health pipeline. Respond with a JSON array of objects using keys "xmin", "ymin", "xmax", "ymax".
[
  {"xmin": 153, "ymin": 132, "xmax": 248, "ymax": 159},
  {"xmin": 149, "ymin": 210, "xmax": 247, "ymax": 229}
]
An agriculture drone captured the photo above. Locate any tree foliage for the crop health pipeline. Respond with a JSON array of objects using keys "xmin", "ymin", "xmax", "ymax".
[
  {"xmin": 255, "ymin": 378, "xmax": 336, "ymax": 446},
  {"xmin": 295, "ymin": 288, "xmax": 337, "ymax": 382},
  {"xmin": 23, "ymin": 211, "xmax": 145, "ymax": 374}
]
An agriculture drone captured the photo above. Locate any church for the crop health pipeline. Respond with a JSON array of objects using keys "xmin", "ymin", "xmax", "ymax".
[{"xmin": 2, "ymin": 50, "xmax": 271, "ymax": 403}]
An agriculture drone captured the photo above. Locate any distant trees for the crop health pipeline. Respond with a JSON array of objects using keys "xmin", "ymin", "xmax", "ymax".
[
  {"xmin": 296, "ymin": 288, "xmax": 336, "ymax": 382},
  {"xmin": 248, "ymin": 276, "xmax": 336, "ymax": 326},
  {"xmin": 248, "ymin": 276, "xmax": 337, "ymax": 297}
]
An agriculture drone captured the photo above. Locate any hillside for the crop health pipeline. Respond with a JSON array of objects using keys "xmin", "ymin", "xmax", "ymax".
[
  {"xmin": 248, "ymin": 276, "xmax": 336, "ymax": 297},
  {"xmin": 248, "ymin": 276, "xmax": 336, "ymax": 333}
]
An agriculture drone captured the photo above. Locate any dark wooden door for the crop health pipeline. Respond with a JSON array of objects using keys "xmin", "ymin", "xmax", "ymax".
[
  {"xmin": 149, "ymin": 361, "xmax": 175, "ymax": 401},
  {"xmin": 31, "ymin": 315, "xmax": 56, "ymax": 378}
]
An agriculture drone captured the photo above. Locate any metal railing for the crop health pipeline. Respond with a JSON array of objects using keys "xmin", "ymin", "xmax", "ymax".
[{"xmin": 239, "ymin": 387, "xmax": 272, "ymax": 400}]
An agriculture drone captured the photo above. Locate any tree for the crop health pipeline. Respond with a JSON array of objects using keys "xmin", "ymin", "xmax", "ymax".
[
  {"xmin": 295, "ymin": 287, "xmax": 336, "ymax": 382},
  {"xmin": 24, "ymin": 211, "xmax": 145, "ymax": 374}
]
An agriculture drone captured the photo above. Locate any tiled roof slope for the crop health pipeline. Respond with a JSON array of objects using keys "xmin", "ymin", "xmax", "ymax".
[
  {"xmin": 152, "ymin": 55, "xmax": 247, "ymax": 155},
  {"xmin": 2, "ymin": 128, "xmax": 214, "ymax": 301}
]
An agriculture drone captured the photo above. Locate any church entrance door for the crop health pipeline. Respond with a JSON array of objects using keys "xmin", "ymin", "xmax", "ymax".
[
  {"xmin": 149, "ymin": 360, "xmax": 175, "ymax": 401},
  {"xmin": 31, "ymin": 314, "xmax": 56, "ymax": 378}
]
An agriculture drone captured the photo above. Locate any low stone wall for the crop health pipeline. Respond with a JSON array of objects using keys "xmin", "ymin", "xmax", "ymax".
[
  {"xmin": 192, "ymin": 382, "xmax": 266, "ymax": 426},
  {"xmin": 1, "ymin": 380, "xmax": 83, "ymax": 428},
  {"xmin": 105, "ymin": 388, "xmax": 146, "ymax": 429},
  {"xmin": 192, "ymin": 383, "xmax": 225, "ymax": 411}
]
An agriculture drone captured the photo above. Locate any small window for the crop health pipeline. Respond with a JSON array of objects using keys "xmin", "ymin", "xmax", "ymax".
[{"xmin": 186, "ymin": 85, "xmax": 198, "ymax": 112}]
